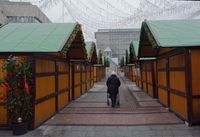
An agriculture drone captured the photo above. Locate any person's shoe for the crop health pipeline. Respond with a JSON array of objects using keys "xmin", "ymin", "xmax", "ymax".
[{"xmin": 112, "ymin": 105, "xmax": 115, "ymax": 108}]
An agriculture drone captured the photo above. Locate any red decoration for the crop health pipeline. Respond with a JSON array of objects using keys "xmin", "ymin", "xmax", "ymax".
[
  {"xmin": 24, "ymin": 76, "xmax": 30, "ymax": 94},
  {"xmin": 3, "ymin": 82, "xmax": 10, "ymax": 93}
]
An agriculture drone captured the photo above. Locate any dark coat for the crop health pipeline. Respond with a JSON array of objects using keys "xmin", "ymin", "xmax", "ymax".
[{"xmin": 106, "ymin": 74, "xmax": 121, "ymax": 95}]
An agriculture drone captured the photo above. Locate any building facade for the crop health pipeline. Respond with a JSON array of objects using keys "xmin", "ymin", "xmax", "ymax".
[
  {"xmin": 95, "ymin": 28, "xmax": 140, "ymax": 61},
  {"xmin": 0, "ymin": 0, "xmax": 50, "ymax": 25}
]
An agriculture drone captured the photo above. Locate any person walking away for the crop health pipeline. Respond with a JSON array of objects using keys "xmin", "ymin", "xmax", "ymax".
[{"xmin": 106, "ymin": 71, "xmax": 121, "ymax": 107}]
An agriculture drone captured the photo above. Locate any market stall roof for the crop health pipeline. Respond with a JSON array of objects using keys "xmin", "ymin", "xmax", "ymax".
[
  {"xmin": 85, "ymin": 41, "xmax": 97, "ymax": 63},
  {"xmin": 139, "ymin": 19, "xmax": 200, "ymax": 57},
  {"xmin": 0, "ymin": 23, "xmax": 85, "ymax": 53},
  {"xmin": 85, "ymin": 41, "xmax": 93, "ymax": 55},
  {"xmin": 132, "ymin": 41, "xmax": 139, "ymax": 59}
]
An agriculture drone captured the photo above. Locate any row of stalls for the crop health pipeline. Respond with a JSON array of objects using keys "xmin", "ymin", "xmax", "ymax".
[
  {"xmin": 126, "ymin": 19, "xmax": 200, "ymax": 125},
  {"xmin": 0, "ymin": 23, "xmax": 105, "ymax": 129},
  {"xmin": 124, "ymin": 42, "xmax": 137, "ymax": 82}
]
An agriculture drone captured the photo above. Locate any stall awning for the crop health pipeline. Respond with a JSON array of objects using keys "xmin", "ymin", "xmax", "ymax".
[
  {"xmin": 139, "ymin": 19, "xmax": 200, "ymax": 58},
  {"xmin": 0, "ymin": 23, "xmax": 79, "ymax": 52}
]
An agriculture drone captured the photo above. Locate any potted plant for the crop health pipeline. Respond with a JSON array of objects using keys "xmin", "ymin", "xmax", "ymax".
[{"xmin": 0, "ymin": 56, "xmax": 33, "ymax": 135}]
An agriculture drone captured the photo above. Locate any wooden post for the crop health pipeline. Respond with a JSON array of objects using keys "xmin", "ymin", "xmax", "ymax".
[
  {"xmin": 145, "ymin": 63, "xmax": 148, "ymax": 94},
  {"xmin": 152, "ymin": 61, "xmax": 156, "ymax": 98},
  {"xmin": 155, "ymin": 59, "xmax": 159, "ymax": 98},
  {"xmin": 72, "ymin": 62, "xmax": 75, "ymax": 100},
  {"xmin": 68, "ymin": 62, "xmax": 71, "ymax": 102},
  {"xmin": 85, "ymin": 63, "xmax": 87, "ymax": 91},
  {"xmin": 55, "ymin": 60, "xmax": 59, "ymax": 112},
  {"xmin": 185, "ymin": 49, "xmax": 193, "ymax": 125},
  {"xmin": 80, "ymin": 62, "xmax": 83, "ymax": 95},
  {"xmin": 166, "ymin": 57, "xmax": 170, "ymax": 107},
  {"xmin": 31, "ymin": 57, "xmax": 36, "ymax": 129},
  {"xmin": 90, "ymin": 64, "xmax": 91, "ymax": 88}
]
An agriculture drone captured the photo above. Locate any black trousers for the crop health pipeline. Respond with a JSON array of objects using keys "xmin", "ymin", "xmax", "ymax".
[{"xmin": 110, "ymin": 94, "xmax": 117, "ymax": 107}]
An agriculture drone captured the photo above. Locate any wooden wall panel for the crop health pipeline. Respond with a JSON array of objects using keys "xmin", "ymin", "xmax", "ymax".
[
  {"xmin": 159, "ymin": 48, "xmax": 174, "ymax": 55},
  {"xmin": 139, "ymin": 80, "xmax": 142, "ymax": 88},
  {"xmin": 35, "ymin": 59, "xmax": 54, "ymax": 73},
  {"xmin": 190, "ymin": 49, "xmax": 200, "ymax": 124},
  {"xmin": 132, "ymin": 66, "xmax": 136, "ymax": 81},
  {"xmin": 58, "ymin": 74, "xmax": 68, "ymax": 91},
  {"xmin": 74, "ymin": 73, "xmax": 81, "ymax": 85},
  {"xmin": 157, "ymin": 58, "xmax": 166, "ymax": 69},
  {"xmin": 169, "ymin": 54, "xmax": 185, "ymax": 68},
  {"xmin": 82, "ymin": 85, "xmax": 86, "ymax": 93},
  {"xmin": 148, "ymin": 85, "xmax": 153, "ymax": 97},
  {"xmin": 147, "ymin": 72, "xmax": 152, "ymax": 83},
  {"xmin": 58, "ymin": 92, "xmax": 68, "ymax": 110},
  {"xmin": 142, "ymin": 71, "xmax": 146, "ymax": 82},
  {"xmin": 82, "ymin": 65, "xmax": 87, "ymax": 93},
  {"xmin": 170, "ymin": 72, "xmax": 185, "ymax": 92},
  {"xmin": 58, "ymin": 62, "xmax": 68, "ymax": 72},
  {"xmin": 91, "ymin": 66, "xmax": 94, "ymax": 86},
  {"xmin": 36, "ymin": 76, "xmax": 55, "ymax": 99},
  {"xmin": 74, "ymin": 86, "xmax": 81, "ymax": 98},
  {"xmin": 170, "ymin": 93, "xmax": 187, "ymax": 118},
  {"xmin": 191, "ymin": 50, "xmax": 200, "ymax": 95},
  {"xmin": 158, "ymin": 88, "xmax": 168, "ymax": 106},
  {"xmin": 192, "ymin": 99, "xmax": 200, "ymax": 120},
  {"xmin": 87, "ymin": 67, "xmax": 91, "ymax": 90},
  {"xmin": 143, "ymin": 82, "xmax": 147, "ymax": 92},
  {"xmin": 157, "ymin": 72, "xmax": 166, "ymax": 86},
  {"xmin": 35, "ymin": 97, "xmax": 56, "ymax": 127},
  {"xmin": 94, "ymin": 66, "xmax": 97, "ymax": 82},
  {"xmin": 70, "ymin": 64, "xmax": 73, "ymax": 101}
]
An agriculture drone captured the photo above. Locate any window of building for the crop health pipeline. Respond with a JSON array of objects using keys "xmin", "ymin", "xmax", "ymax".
[{"xmin": 7, "ymin": 16, "xmax": 41, "ymax": 23}]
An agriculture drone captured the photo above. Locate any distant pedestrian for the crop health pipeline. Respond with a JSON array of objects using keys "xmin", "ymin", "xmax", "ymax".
[{"xmin": 106, "ymin": 71, "xmax": 121, "ymax": 107}]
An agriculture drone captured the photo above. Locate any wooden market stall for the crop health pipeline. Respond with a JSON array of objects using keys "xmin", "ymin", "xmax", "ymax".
[
  {"xmin": 94, "ymin": 50, "xmax": 105, "ymax": 82},
  {"xmin": 139, "ymin": 19, "xmax": 200, "ymax": 125},
  {"xmin": 124, "ymin": 43, "xmax": 137, "ymax": 82},
  {"xmin": 85, "ymin": 41, "xmax": 97, "ymax": 90},
  {"xmin": 127, "ymin": 41, "xmax": 156, "ymax": 97},
  {"xmin": 94, "ymin": 64, "xmax": 105, "ymax": 82},
  {"xmin": 140, "ymin": 58, "xmax": 156, "ymax": 98},
  {"xmin": 0, "ymin": 23, "xmax": 87, "ymax": 129},
  {"xmin": 124, "ymin": 64, "xmax": 136, "ymax": 82},
  {"xmin": 131, "ymin": 41, "xmax": 143, "ymax": 89}
]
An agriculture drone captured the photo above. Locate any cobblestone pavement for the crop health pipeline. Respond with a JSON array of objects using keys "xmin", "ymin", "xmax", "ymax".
[{"xmin": 1, "ymin": 75, "xmax": 200, "ymax": 137}]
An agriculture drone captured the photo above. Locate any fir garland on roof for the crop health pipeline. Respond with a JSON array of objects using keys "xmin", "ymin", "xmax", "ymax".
[
  {"xmin": 142, "ymin": 22, "xmax": 158, "ymax": 48},
  {"xmin": 61, "ymin": 24, "xmax": 87, "ymax": 58}
]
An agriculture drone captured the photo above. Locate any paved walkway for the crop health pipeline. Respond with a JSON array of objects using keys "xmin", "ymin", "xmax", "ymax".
[
  {"xmin": 1, "ymin": 75, "xmax": 200, "ymax": 137},
  {"xmin": 45, "ymin": 76, "xmax": 182, "ymax": 126}
]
